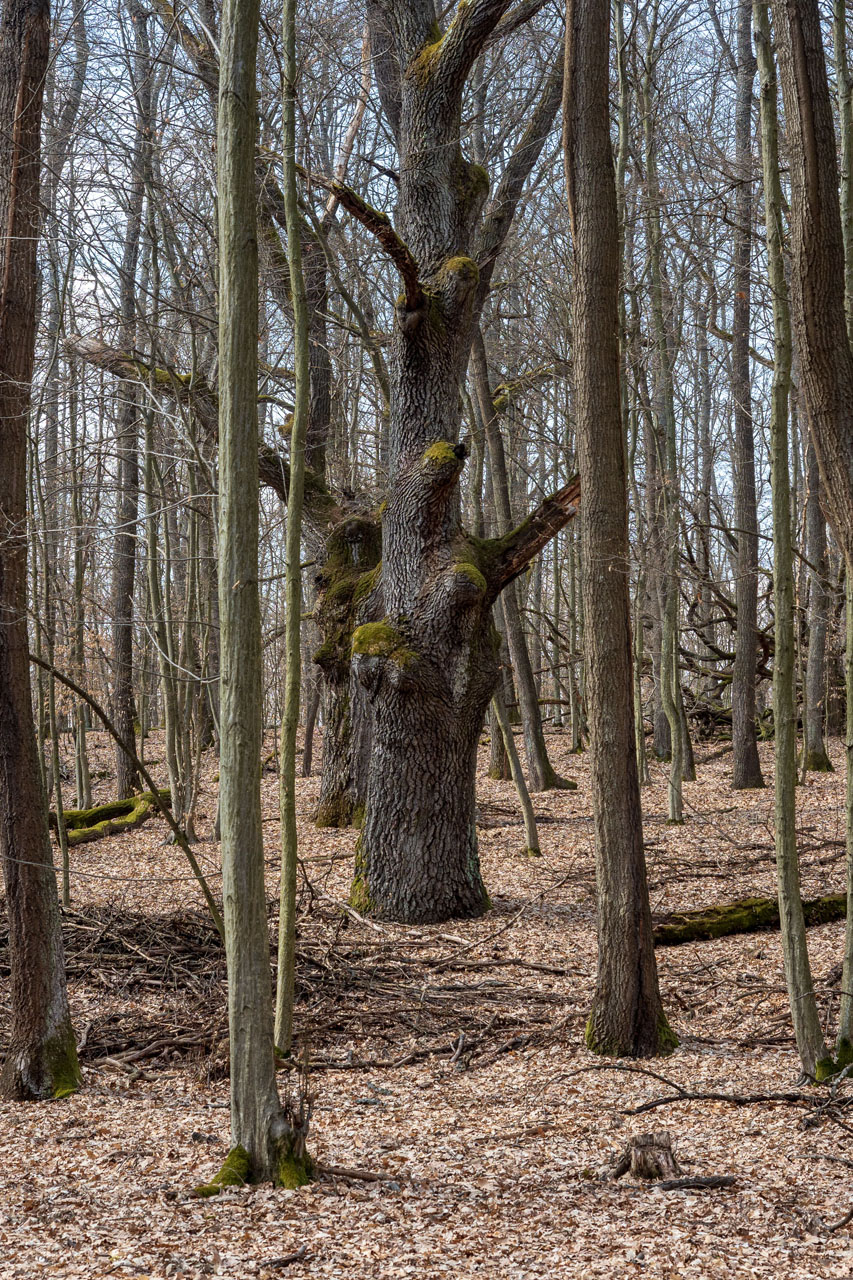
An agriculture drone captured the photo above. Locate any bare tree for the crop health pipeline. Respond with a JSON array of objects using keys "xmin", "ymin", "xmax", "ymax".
[
  {"xmin": 0, "ymin": 0, "xmax": 79, "ymax": 1100},
  {"xmin": 209, "ymin": 0, "xmax": 309, "ymax": 1188},
  {"xmin": 564, "ymin": 0, "xmax": 674, "ymax": 1057}
]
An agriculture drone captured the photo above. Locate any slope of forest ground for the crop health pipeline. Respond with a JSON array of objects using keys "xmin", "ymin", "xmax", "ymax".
[{"xmin": 3, "ymin": 731, "xmax": 853, "ymax": 1278}]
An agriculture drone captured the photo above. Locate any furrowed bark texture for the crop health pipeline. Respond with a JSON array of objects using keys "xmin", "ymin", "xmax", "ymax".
[
  {"xmin": 354, "ymin": 0, "xmax": 570, "ymax": 922},
  {"xmin": 769, "ymin": 0, "xmax": 853, "ymax": 571},
  {"xmin": 564, "ymin": 0, "xmax": 672, "ymax": 1057},
  {"xmin": 803, "ymin": 440, "xmax": 832, "ymax": 771},
  {"xmin": 0, "ymin": 0, "xmax": 80, "ymax": 1099},
  {"xmin": 312, "ymin": 515, "xmax": 381, "ymax": 829}
]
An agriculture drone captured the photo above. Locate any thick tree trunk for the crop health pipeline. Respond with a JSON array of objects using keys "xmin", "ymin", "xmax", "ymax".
[
  {"xmin": 354, "ymin": 622, "xmax": 495, "ymax": 921},
  {"xmin": 564, "ymin": 0, "xmax": 673, "ymax": 1056},
  {"xmin": 769, "ymin": 4, "xmax": 853, "ymax": 1071},
  {"xmin": 352, "ymin": 2, "xmax": 567, "ymax": 922},
  {"xmin": 0, "ymin": 0, "xmax": 79, "ymax": 1100}
]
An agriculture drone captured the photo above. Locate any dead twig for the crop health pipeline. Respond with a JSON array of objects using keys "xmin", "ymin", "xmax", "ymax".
[{"xmin": 653, "ymin": 1175, "xmax": 736, "ymax": 1191}]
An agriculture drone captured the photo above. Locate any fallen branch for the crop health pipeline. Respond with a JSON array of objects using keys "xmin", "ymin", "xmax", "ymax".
[
  {"xmin": 316, "ymin": 1163, "xmax": 404, "ymax": 1183},
  {"xmin": 623, "ymin": 1089, "xmax": 811, "ymax": 1116},
  {"xmin": 653, "ymin": 892, "xmax": 847, "ymax": 947},
  {"xmin": 50, "ymin": 789, "xmax": 171, "ymax": 846},
  {"xmin": 29, "ymin": 654, "xmax": 224, "ymax": 940},
  {"xmin": 654, "ymin": 1175, "xmax": 736, "ymax": 1191},
  {"xmin": 260, "ymin": 1247, "xmax": 311, "ymax": 1269}
]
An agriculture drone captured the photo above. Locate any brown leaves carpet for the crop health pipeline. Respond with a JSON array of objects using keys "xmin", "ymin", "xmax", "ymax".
[{"xmin": 2, "ymin": 732, "xmax": 853, "ymax": 1278}]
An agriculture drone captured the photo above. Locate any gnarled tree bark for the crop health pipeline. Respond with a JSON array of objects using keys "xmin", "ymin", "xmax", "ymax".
[{"xmin": 350, "ymin": 3, "xmax": 571, "ymax": 922}]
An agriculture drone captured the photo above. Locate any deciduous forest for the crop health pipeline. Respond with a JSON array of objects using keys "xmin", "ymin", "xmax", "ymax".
[{"xmin": 4, "ymin": 0, "xmax": 853, "ymax": 1274}]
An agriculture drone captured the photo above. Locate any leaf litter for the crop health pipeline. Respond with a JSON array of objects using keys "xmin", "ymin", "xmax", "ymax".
[{"xmin": 2, "ymin": 732, "xmax": 853, "ymax": 1278}]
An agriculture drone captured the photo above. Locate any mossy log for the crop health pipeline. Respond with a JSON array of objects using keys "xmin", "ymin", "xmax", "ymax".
[
  {"xmin": 49, "ymin": 789, "xmax": 171, "ymax": 847},
  {"xmin": 653, "ymin": 891, "xmax": 846, "ymax": 946}
]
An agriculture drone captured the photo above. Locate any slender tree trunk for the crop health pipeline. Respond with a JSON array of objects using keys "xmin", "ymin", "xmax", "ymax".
[
  {"xmin": 274, "ymin": 0, "xmax": 310, "ymax": 1053},
  {"xmin": 471, "ymin": 328, "xmax": 572, "ymax": 791},
  {"xmin": 68, "ymin": 359, "xmax": 91, "ymax": 809},
  {"xmin": 211, "ymin": 0, "xmax": 309, "ymax": 1187},
  {"xmin": 731, "ymin": 0, "xmax": 764, "ymax": 790},
  {"xmin": 835, "ymin": 0, "xmax": 853, "ymax": 1066},
  {"xmin": 769, "ymin": 0, "xmax": 853, "ymax": 568},
  {"xmin": 564, "ymin": 0, "xmax": 674, "ymax": 1057},
  {"xmin": 803, "ymin": 440, "xmax": 833, "ymax": 770},
  {"xmin": 641, "ymin": 42, "xmax": 682, "ymax": 818},
  {"xmin": 491, "ymin": 689, "xmax": 540, "ymax": 856},
  {"xmin": 836, "ymin": 0, "xmax": 853, "ymax": 346},
  {"xmin": 839, "ymin": 572, "xmax": 853, "ymax": 1063},
  {"xmin": 111, "ymin": 0, "xmax": 150, "ymax": 799},
  {"xmin": 755, "ymin": 2, "xmax": 831, "ymax": 1078},
  {"xmin": 0, "ymin": 0, "xmax": 80, "ymax": 1101}
]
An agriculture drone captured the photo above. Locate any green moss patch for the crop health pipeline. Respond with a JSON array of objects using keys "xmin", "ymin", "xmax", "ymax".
[
  {"xmin": 313, "ymin": 517, "xmax": 382, "ymax": 681},
  {"xmin": 453, "ymin": 561, "xmax": 487, "ymax": 594},
  {"xmin": 50, "ymin": 789, "xmax": 171, "ymax": 847},
  {"xmin": 423, "ymin": 440, "xmax": 460, "ymax": 467},
  {"xmin": 351, "ymin": 620, "xmax": 417, "ymax": 669},
  {"xmin": 45, "ymin": 1027, "xmax": 82, "ymax": 1098},
  {"xmin": 438, "ymin": 254, "xmax": 479, "ymax": 285},
  {"xmin": 194, "ymin": 1146, "xmax": 251, "ymax": 1197},
  {"xmin": 408, "ymin": 20, "xmax": 444, "ymax": 85},
  {"xmin": 653, "ymin": 891, "xmax": 847, "ymax": 947},
  {"xmin": 275, "ymin": 1146, "xmax": 313, "ymax": 1189}
]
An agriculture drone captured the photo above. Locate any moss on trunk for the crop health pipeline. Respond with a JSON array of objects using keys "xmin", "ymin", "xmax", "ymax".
[
  {"xmin": 193, "ymin": 1138, "xmax": 312, "ymax": 1196},
  {"xmin": 194, "ymin": 1145, "xmax": 252, "ymax": 1197}
]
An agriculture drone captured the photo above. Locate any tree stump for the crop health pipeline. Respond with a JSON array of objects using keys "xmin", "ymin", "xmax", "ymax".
[{"xmin": 611, "ymin": 1131, "xmax": 682, "ymax": 1181}]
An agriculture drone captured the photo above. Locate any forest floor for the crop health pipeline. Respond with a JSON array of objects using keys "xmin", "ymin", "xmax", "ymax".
[{"xmin": 3, "ymin": 729, "xmax": 853, "ymax": 1278}]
